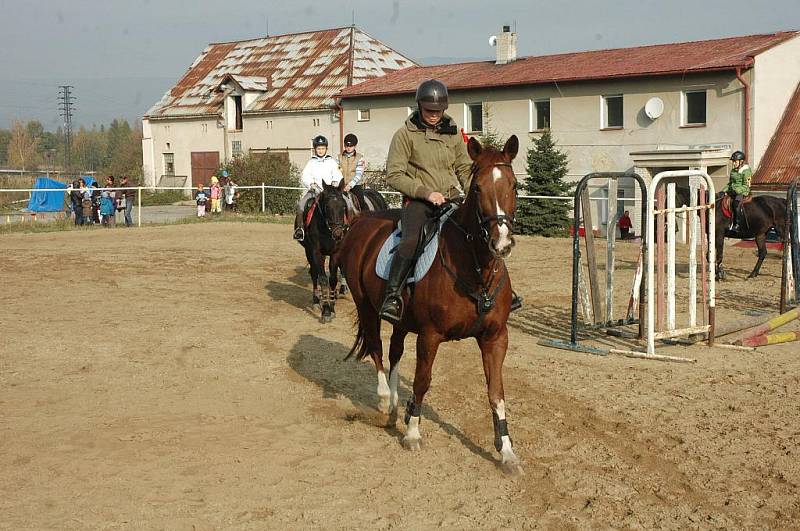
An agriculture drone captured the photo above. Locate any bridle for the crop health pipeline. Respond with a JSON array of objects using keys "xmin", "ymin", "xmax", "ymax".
[
  {"xmin": 316, "ymin": 189, "xmax": 349, "ymax": 238},
  {"xmin": 469, "ymin": 161, "xmax": 517, "ymax": 245},
  {"xmin": 439, "ymin": 160, "xmax": 517, "ymax": 318}
]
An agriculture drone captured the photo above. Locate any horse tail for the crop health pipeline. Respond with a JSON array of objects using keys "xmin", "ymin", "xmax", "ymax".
[{"xmin": 345, "ymin": 314, "xmax": 369, "ymax": 361}]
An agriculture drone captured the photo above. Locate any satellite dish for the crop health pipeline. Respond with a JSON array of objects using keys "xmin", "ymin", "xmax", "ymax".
[
  {"xmin": 645, "ymin": 97, "xmax": 664, "ymax": 120},
  {"xmin": 489, "ymin": 35, "xmax": 497, "ymax": 47}
]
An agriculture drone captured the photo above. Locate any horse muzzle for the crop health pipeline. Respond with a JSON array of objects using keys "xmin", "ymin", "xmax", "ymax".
[{"xmin": 492, "ymin": 235, "xmax": 515, "ymax": 259}]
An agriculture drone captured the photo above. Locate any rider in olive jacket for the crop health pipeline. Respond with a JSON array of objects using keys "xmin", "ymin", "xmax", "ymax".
[{"xmin": 379, "ymin": 79, "xmax": 473, "ymax": 324}]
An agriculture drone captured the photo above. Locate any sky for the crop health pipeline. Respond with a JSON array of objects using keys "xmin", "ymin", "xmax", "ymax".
[{"xmin": 1, "ymin": 0, "xmax": 799, "ymax": 129}]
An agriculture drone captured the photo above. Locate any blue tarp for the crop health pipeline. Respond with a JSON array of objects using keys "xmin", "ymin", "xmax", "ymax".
[{"xmin": 27, "ymin": 176, "xmax": 96, "ymax": 212}]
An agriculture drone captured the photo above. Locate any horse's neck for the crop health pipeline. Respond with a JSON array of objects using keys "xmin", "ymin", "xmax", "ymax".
[{"xmin": 449, "ymin": 194, "xmax": 495, "ymax": 271}]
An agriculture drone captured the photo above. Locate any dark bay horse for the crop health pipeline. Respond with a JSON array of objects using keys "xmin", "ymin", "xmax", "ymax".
[
  {"xmin": 714, "ymin": 193, "xmax": 787, "ymax": 280},
  {"xmin": 338, "ymin": 136, "xmax": 523, "ymax": 473},
  {"xmin": 300, "ymin": 182, "xmax": 387, "ymax": 322}
]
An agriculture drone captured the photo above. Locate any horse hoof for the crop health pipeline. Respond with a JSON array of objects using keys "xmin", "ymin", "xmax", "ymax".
[
  {"xmin": 402, "ymin": 436, "xmax": 421, "ymax": 451},
  {"xmin": 378, "ymin": 396, "xmax": 390, "ymax": 414},
  {"xmin": 500, "ymin": 458, "xmax": 525, "ymax": 477}
]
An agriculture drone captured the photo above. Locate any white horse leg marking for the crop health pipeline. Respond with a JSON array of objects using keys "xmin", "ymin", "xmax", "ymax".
[
  {"xmin": 404, "ymin": 415, "xmax": 422, "ymax": 450},
  {"xmin": 494, "ymin": 400, "xmax": 520, "ymax": 466},
  {"xmin": 388, "ymin": 361, "xmax": 401, "ymax": 413},
  {"xmin": 492, "ymin": 167, "xmax": 512, "ymax": 253},
  {"xmin": 377, "ymin": 370, "xmax": 390, "ymax": 413}
]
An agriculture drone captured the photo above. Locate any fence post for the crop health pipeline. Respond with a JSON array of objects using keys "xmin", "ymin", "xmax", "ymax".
[
  {"xmin": 137, "ymin": 187, "xmax": 142, "ymax": 228},
  {"xmin": 261, "ymin": 183, "xmax": 266, "ymax": 213}
]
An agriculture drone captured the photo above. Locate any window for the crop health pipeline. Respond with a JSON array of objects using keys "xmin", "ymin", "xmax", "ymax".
[
  {"xmin": 201, "ymin": 123, "xmax": 208, "ymax": 133},
  {"xmin": 683, "ymin": 90, "xmax": 707, "ymax": 126},
  {"xmin": 312, "ymin": 118, "xmax": 320, "ymax": 127},
  {"xmin": 265, "ymin": 120, "xmax": 273, "ymax": 129},
  {"xmin": 407, "ymin": 107, "xmax": 414, "ymax": 116},
  {"xmin": 602, "ymin": 95, "xmax": 623, "ymax": 129},
  {"xmin": 530, "ymin": 99, "xmax": 550, "ymax": 131},
  {"xmin": 233, "ymin": 95, "xmax": 243, "ymax": 130},
  {"xmin": 466, "ymin": 103, "xmax": 483, "ymax": 133},
  {"xmin": 357, "ymin": 109, "xmax": 371, "ymax": 122},
  {"xmin": 163, "ymin": 153, "xmax": 175, "ymax": 176},
  {"xmin": 232, "ymin": 140, "xmax": 242, "ymax": 158}
]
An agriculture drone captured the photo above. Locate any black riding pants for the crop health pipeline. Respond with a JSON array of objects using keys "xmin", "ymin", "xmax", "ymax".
[{"xmin": 398, "ymin": 199, "xmax": 436, "ymax": 259}]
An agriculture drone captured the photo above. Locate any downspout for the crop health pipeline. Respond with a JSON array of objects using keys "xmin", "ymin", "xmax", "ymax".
[
  {"xmin": 336, "ymin": 96, "xmax": 345, "ymax": 154},
  {"xmin": 735, "ymin": 66, "xmax": 751, "ymax": 160}
]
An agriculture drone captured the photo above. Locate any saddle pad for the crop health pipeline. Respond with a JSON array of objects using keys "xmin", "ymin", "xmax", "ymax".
[
  {"xmin": 304, "ymin": 198, "xmax": 318, "ymax": 226},
  {"xmin": 375, "ymin": 205, "xmax": 457, "ymax": 283}
]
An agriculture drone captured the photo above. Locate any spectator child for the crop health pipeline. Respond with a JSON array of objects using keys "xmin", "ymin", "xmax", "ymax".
[
  {"xmin": 210, "ymin": 176, "xmax": 222, "ymax": 214},
  {"xmin": 195, "ymin": 184, "xmax": 208, "ymax": 217},
  {"xmin": 100, "ymin": 191, "xmax": 116, "ymax": 227},
  {"xmin": 618, "ymin": 210, "xmax": 633, "ymax": 240}
]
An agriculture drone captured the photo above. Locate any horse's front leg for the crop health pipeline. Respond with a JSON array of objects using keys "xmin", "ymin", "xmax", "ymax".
[
  {"xmin": 305, "ymin": 246, "xmax": 321, "ymax": 307},
  {"xmin": 386, "ymin": 328, "xmax": 408, "ymax": 419},
  {"xmin": 403, "ymin": 332, "xmax": 442, "ymax": 451},
  {"xmin": 748, "ymin": 234, "xmax": 768, "ymax": 279},
  {"xmin": 715, "ymin": 231, "xmax": 726, "ymax": 281},
  {"xmin": 478, "ymin": 326, "xmax": 523, "ymax": 475},
  {"xmin": 328, "ymin": 255, "xmax": 339, "ymax": 315}
]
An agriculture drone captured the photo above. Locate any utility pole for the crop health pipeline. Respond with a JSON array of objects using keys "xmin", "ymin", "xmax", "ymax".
[{"xmin": 58, "ymin": 85, "xmax": 75, "ymax": 172}]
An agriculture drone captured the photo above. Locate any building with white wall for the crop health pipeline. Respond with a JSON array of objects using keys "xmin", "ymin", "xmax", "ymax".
[
  {"xmin": 339, "ymin": 28, "xmax": 800, "ymax": 234},
  {"xmin": 142, "ymin": 27, "xmax": 415, "ymax": 187}
]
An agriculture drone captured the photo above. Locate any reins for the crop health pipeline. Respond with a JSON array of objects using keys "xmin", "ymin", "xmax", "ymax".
[{"xmin": 436, "ymin": 161, "xmax": 515, "ymax": 325}]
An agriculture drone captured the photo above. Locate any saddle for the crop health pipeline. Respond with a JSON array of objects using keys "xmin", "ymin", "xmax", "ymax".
[
  {"xmin": 375, "ymin": 202, "xmax": 459, "ymax": 284},
  {"xmin": 721, "ymin": 193, "xmax": 752, "ymax": 218}
]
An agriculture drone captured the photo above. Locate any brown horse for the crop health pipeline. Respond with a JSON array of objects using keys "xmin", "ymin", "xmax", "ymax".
[{"xmin": 339, "ymin": 136, "xmax": 522, "ymax": 473}]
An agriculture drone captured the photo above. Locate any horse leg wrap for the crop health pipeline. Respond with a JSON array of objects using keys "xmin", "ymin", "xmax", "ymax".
[
  {"xmin": 404, "ymin": 398, "xmax": 421, "ymax": 425},
  {"xmin": 492, "ymin": 411, "xmax": 512, "ymax": 452}
]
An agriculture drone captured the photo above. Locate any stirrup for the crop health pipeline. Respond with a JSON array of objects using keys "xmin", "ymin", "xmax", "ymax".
[
  {"xmin": 293, "ymin": 227, "xmax": 304, "ymax": 241},
  {"xmin": 380, "ymin": 295, "xmax": 404, "ymax": 324},
  {"xmin": 510, "ymin": 292, "xmax": 523, "ymax": 312}
]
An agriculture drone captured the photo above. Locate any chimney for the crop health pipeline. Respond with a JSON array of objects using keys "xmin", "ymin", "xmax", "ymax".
[{"xmin": 494, "ymin": 25, "xmax": 517, "ymax": 65}]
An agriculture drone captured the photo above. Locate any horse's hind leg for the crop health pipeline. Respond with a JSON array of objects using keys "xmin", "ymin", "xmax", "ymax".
[
  {"xmin": 386, "ymin": 328, "xmax": 408, "ymax": 419},
  {"xmin": 358, "ymin": 307, "xmax": 387, "ymax": 412},
  {"xmin": 749, "ymin": 234, "xmax": 768, "ymax": 279},
  {"xmin": 478, "ymin": 326, "xmax": 523, "ymax": 475},
  {"xmin": 403, "ymin": 332, "xmax": 442, "ymax": 451}
]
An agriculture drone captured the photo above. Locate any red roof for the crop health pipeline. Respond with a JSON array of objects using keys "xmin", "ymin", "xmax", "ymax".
[
  {"xmin": 146, "ymin": 27, "xmax": 416, "ymax": 118},
  {"xmin": 340, "ymin": 31, "xmax": 798, "ymax": 98},
  {"xmin": 752, "ymin": 82, "xmax": 800, "ymax": 189}
]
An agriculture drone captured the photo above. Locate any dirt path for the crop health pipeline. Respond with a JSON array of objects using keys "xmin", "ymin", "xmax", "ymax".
[{"xmin": 1, "ymin": 223, "xmax": 798, "ymax": 529}]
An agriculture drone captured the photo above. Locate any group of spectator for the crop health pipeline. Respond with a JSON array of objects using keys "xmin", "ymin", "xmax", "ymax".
[
  {"xmin": 195, "ymin": 174, "xmax": 238, "ymax": 217},
  {"xmin": 68, "ymin": 175, "xmax": 135, "ymax": 227}
]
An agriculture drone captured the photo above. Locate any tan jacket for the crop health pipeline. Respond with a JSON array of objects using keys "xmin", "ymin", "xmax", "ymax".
[{"xmin": 386, "ymin": 112, "xmax": 472, "ymax": 200}]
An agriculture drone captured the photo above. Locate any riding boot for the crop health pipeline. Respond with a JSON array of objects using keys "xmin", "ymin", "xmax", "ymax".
[
  {"xmin": 379, "ymin": 254, "xmax": 416, "ymax": 324},
  {"xmin": 510, "ymin": 290, "xmax": 523, "ymax": 312},
  {"xmin": 293, "ymin": 212, "xmax": 304, "ymax": 241},
  {"xmin": 730, "ymin": 203, "xmax": 743, "ymax": 235}
]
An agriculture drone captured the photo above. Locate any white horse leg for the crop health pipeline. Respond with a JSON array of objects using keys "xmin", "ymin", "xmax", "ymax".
[
  {"xmin": 377, "ymin": 370, "xmax": 390, "ymax": 413},
  {"xmin": 494, "ymin": 400, "xmax": 523, "ymax": 474}
]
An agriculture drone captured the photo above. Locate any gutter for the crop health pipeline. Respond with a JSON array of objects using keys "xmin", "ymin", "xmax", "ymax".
[
  {"xmin": 735, "ymin": 66, "xmax": 752, "ymax": 160},
  {"xmin": 335, "ymin": 96, "xmax": 345, "ymax": 154}
]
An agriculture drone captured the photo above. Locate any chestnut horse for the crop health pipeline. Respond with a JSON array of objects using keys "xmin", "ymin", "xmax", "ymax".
[{"xmin": 339, "ymin": 136, "xmax": 523, "ymax": 473}]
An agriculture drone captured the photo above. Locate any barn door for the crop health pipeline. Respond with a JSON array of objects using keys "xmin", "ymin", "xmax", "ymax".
[{"xmin": 191, "ymin": 152, "xmax": 220, "ymax": 187}]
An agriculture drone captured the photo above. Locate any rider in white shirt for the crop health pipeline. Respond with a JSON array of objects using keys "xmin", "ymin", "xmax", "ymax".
[{"xmin": 293, "ymin": 135, "xmax": 344, "ymax": 241}]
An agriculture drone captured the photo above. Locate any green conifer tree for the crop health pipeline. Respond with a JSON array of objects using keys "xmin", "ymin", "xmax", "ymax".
[{"xmin": 515, "ymin": 129, "xmax": 572, "ymax": 236}]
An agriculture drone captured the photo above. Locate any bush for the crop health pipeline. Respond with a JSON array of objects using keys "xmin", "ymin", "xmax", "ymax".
[
  {"xmin": 220, "ymin": 153, "xmax": 299, "ymax": 214},
  {"xmin": 141, "ymin": 190, "xmax": 185, "ymax": 206}
]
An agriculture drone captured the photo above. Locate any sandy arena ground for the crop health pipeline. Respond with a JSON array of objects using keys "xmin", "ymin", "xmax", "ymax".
[{"xmin": 1, "ymin": 222, "xmax": 799, "ymax": 529}]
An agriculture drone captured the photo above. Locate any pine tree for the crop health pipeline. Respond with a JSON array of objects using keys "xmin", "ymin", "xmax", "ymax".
[
  {"xmin": 477, "ymin": 103, "xmax": 505, "ymax": 150},
  {"xmin": 515, "ymin": 129, "xmax": 572, "ymax": 236}
]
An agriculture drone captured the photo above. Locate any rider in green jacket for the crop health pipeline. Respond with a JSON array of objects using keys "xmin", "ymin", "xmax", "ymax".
[{"xmin": 722, "ymin": 150, "xmax": 752, "ymax": 233}]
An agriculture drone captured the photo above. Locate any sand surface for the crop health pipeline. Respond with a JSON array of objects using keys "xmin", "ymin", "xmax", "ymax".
[{"xmin": 1, "ymin": 223, "xmax": 798, "ymax": 529}]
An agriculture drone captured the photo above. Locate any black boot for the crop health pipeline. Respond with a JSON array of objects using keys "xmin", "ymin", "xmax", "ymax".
[
  {"xmin": 730, "ymin": 205, "xmax": 743, "ymax": 235},
  {"xmin": 380, "ymin": 254, "xmax": 416, "ymax": 324}
]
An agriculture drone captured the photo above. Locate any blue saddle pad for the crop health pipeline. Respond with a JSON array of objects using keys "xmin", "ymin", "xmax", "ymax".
[{"xmin": 375, "ymin": 205, "xmax": 456, "ymax": 284}]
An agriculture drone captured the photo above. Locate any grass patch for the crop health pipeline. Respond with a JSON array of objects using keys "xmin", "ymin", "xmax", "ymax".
[{"xmin": 140, "ymin": 190, "xmax": 187, "ymax": 206}]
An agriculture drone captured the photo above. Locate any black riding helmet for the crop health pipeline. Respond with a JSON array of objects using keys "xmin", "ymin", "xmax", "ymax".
[
  {"xmin": 312, "ymin": 135, "xmax": 328, "ymax": 148},
  {"xmin": 416, "ymin": 79, "xmax": 448, "ymax": 111},
  {"xmin": 730, "ymin": 150, "xmax": 745, "ymax": 161},
  {"xmin": 343, "ymin": 133, "xmax": 358, "ymax": 147}
]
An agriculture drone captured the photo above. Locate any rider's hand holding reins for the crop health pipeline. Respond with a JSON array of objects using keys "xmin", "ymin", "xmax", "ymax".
[{"xmin": 427, "ymin": 191, "xmax": 446, "ymax": 206}]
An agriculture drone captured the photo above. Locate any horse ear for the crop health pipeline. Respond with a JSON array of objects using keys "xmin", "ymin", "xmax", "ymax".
[
  {"xmin": 503, "ymin": 135, "xmax": 519, "ymax": 161},
  {"xmin": 467, "ymin": 137, "xmax": 482, "ymax": 161},
  {"xmin": 337, "ymin": 179, "xmax": 345, "ymax": 191}
]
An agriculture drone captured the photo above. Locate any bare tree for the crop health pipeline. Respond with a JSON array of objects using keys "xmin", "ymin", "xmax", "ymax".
[{"xmin": 8, "ymin": 121, "xmax": 40, "ymax": 170}]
